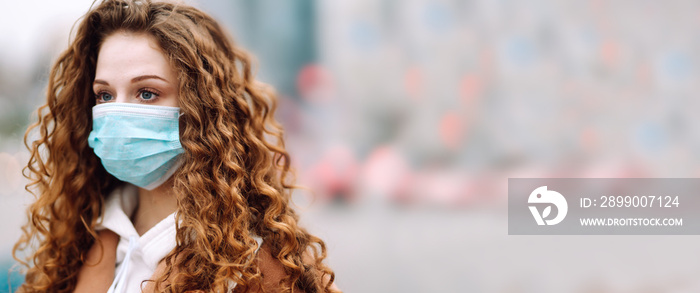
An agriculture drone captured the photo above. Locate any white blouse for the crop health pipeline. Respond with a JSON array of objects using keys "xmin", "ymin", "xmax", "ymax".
[{"xmin": 97, "ymin": 184, "xmax": 261, "ymax": 293}]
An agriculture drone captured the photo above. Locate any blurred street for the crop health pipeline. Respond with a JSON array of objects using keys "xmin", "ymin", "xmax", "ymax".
[{"xmin": 305, "ymin": 201, "xmax": 700, "ymax": 293}]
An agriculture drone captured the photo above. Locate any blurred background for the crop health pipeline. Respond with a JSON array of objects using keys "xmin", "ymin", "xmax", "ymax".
[{"xmin": 3, "ymin": 0, "xmax": 700, "ymax": 292}]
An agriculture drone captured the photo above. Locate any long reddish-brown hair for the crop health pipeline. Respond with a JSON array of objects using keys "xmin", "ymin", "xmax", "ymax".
[{"xmin": 13, "ymin": 0, "xmax": 338, "ymax": 292}]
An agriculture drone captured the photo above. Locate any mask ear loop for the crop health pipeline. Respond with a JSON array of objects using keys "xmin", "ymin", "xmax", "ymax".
[{"xmin": 177, "ymin": 110, "xmax": 184, "ymax": 139}]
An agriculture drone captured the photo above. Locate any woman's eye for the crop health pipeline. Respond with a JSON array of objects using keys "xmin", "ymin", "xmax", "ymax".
[
  {"xmin": 96, "ymin": 92, "xmax": 114, "ymax": 102},
  {"xmin": 139, "ymin": 90, "xmax": 157, "ymax": 101}
]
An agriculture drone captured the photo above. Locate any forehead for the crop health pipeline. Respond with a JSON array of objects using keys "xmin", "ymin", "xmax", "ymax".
[{"xmin": 95, "ymin": 31, "xmax": 175, "ymax": 79}]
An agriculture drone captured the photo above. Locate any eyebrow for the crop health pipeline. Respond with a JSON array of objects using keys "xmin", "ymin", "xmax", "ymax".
[
  {"xmin": 93, "ymin": 79, "xmax": 109, "ymax": 86},
  {"xmin": 131, "ymin": 75, "xmax": 168, "ymax": 83},
  {"xmin": 93, "ymin": 75, "xmax": 169, "ymax": 86}
]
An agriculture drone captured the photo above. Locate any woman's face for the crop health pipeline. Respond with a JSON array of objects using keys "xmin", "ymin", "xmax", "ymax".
[{"xmin": 93, "ymin": 32, "xmax": 179, "ymax": 107}]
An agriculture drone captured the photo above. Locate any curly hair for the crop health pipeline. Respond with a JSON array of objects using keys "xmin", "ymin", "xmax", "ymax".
[{"xmin": 12, "ymin": 1, "xmax": 338, "ymax": 292}]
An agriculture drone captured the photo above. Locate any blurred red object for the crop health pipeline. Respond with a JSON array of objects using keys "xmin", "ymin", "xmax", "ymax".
[
  {"xmin": 306, "ymin": 145, "xmax": 360, "ymax": 203},
  {"xmin": 297, "ymin": 64, "xmax": 335, "ymax": 102},
  {"xmin": 438, "ymin": 111, "xmax": 464, "ymax": 151},
  {"xmin": 359, "ymin": 145, "xmax": 413, "ymax": 203}
]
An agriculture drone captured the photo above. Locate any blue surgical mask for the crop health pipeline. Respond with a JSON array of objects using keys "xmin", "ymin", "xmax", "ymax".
[{"xmin": 88, "ymin": 103, "xmax": 184, "ymax": 190}]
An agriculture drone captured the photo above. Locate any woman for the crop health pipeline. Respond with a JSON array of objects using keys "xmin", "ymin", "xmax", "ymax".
[{"xmin": 13, "ymin": 0, "xmax": 339, "ymax": 292}]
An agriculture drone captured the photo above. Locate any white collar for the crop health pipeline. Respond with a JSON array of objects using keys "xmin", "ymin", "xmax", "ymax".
[
  {"xmin": 97, "ymin": 184, "xmax": 178, "ymax": 271},
  {"xmin": 97, "ymin": 184, "xmax": 263, "ymax": 293}
]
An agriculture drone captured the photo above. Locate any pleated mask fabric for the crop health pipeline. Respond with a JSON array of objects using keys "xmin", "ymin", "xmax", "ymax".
[{"xmin": 88, "ymin": 103, "xmax": 184, "ymax": 190}]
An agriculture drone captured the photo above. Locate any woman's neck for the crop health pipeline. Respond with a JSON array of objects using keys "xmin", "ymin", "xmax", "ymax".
[{"xmin": 132, "ymin": 179, "xmax": 178, "ymax": 236}]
